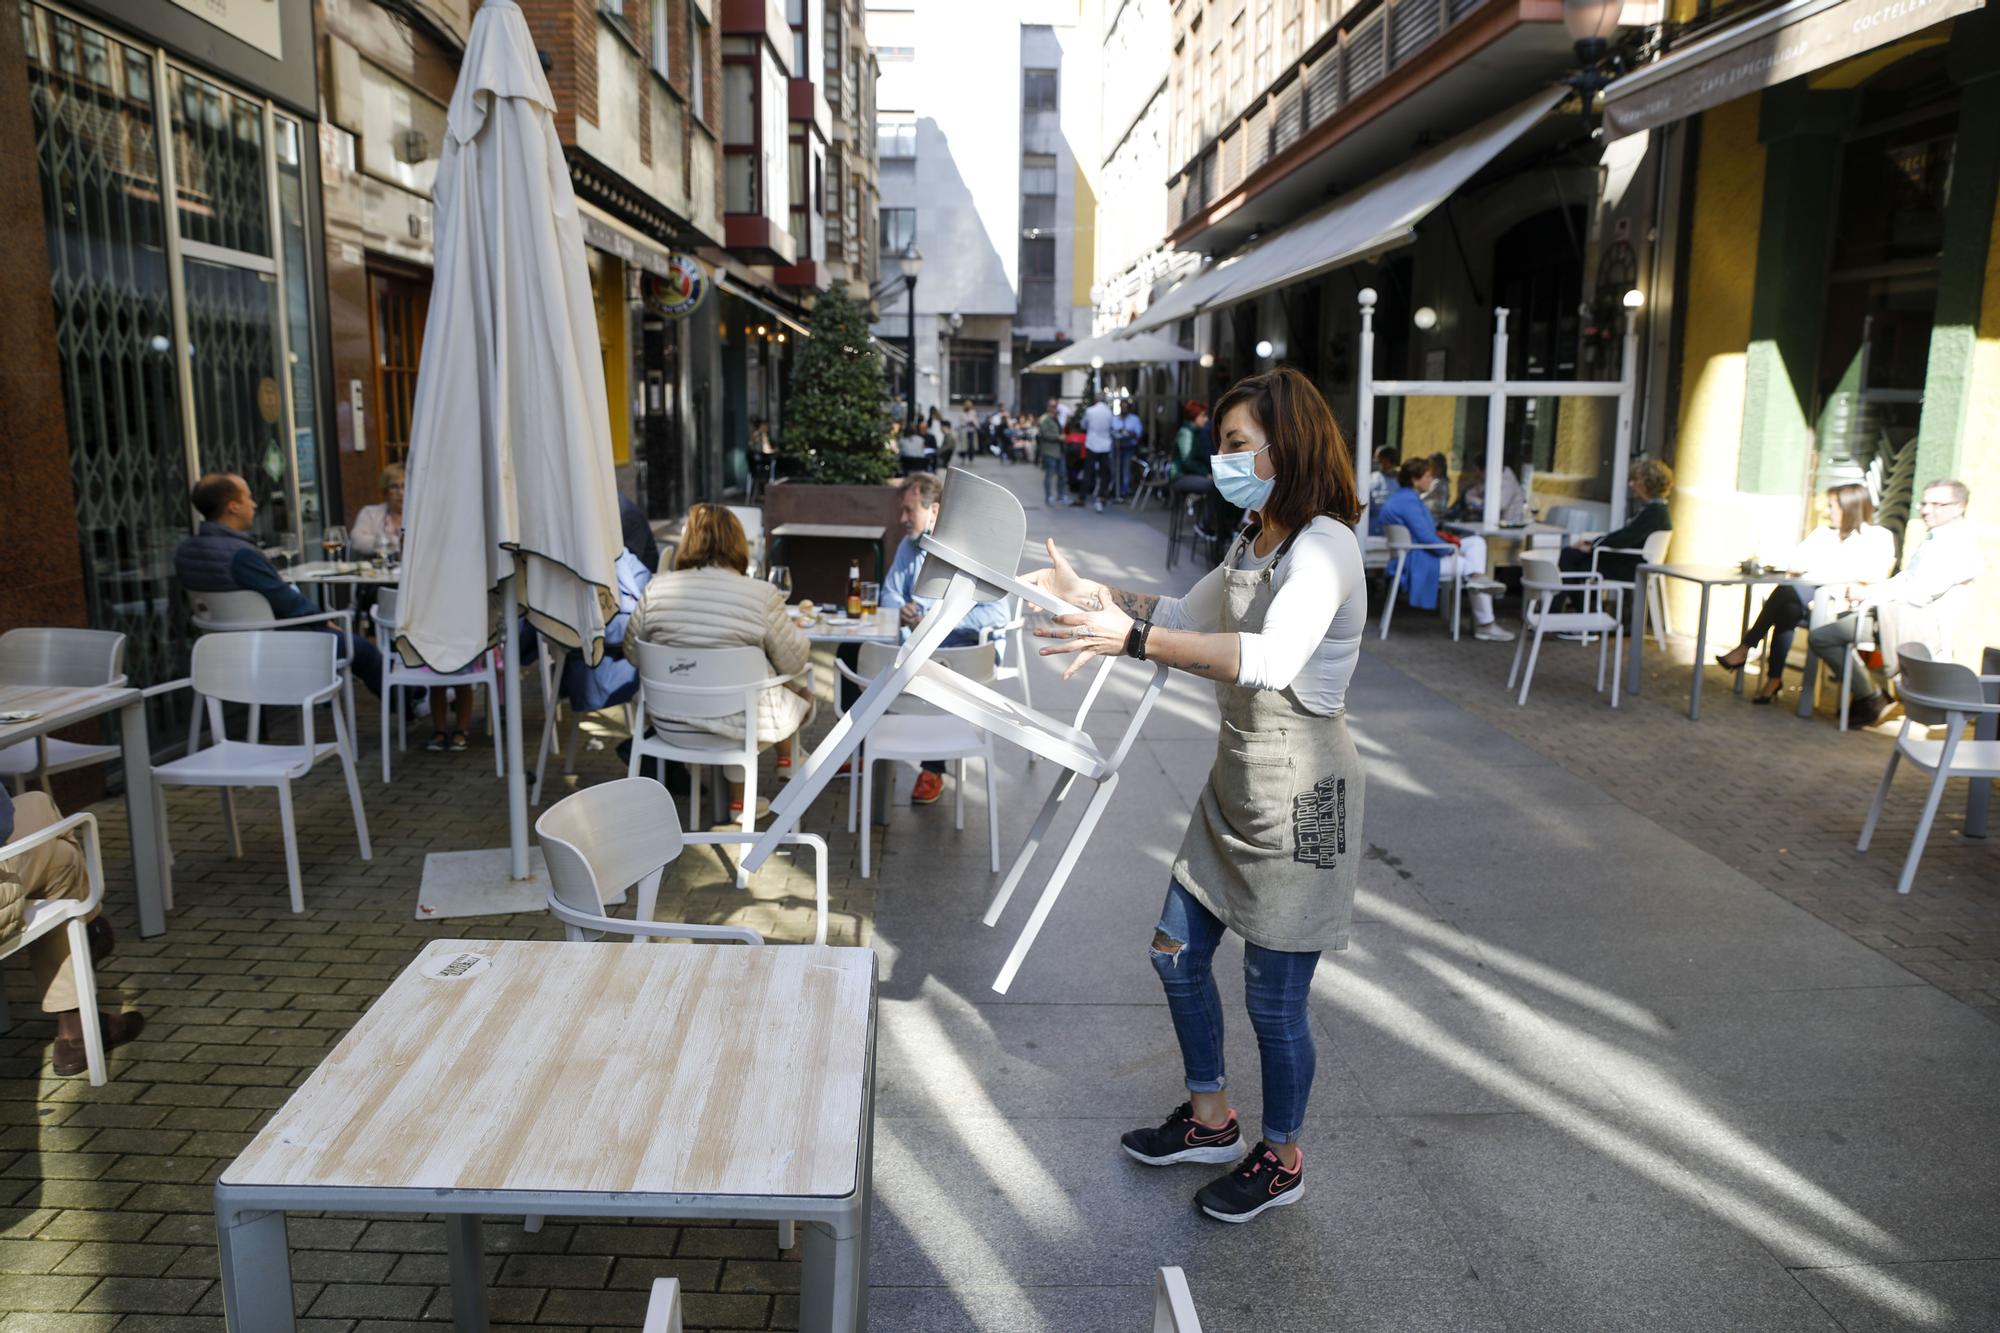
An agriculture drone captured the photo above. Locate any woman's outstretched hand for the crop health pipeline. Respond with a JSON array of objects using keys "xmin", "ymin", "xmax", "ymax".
[
  {"xmin": 1034, "ymin": 604, "xmax": 1135, "ymax": 679},
  {"xmin": 1020, "ymin": 538, "xmax": 1107, "ymax": 614}
]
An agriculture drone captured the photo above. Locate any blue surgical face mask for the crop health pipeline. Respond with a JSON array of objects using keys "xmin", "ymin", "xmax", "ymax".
[{"xmin": 1211, "ymin": 444, "xmax": 1275, "ymax": 513}]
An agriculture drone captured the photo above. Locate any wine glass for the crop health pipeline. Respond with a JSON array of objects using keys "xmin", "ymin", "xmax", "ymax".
[
  {"xmin": 275, "ymin": 532, "xmax": 301, "ymax": 569},
  {"xmin": 323, "ymin": 525, "xmax": 349, "ymax": 566},
  {"xmin": 767, "ymin": 565, "xmax": 793, "ymax": 600}
]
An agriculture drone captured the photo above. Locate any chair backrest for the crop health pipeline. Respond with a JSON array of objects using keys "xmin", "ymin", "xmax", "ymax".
[
  {"xmin": 1519, "ymin": 552, "xmax": 1565, "ymax": 596},
  {"xmin": 1641, "ymin": 529, "xmax": 1672, "ymax": 564},
  {"xmin": 1383, "ymin": 523, "xmax": 1414, "ymax": 553},
  {"xmin": 632, "ymin": 639, "xmax": 770, "ymax": 722},
  {"xmin": 188, "ymin": 588, "xmax": 277, "ymax": 627},
  {"xmin": 724, "ymin": 504, "xmax": 764, "ymax": 565},
  {"xmin": 374, "ymin": 587, "xmax": 402, "ymax": 632},
  {"xmin": 0, "ymin": 628, "xmax": 125, "ymax": 688},
  {"xmin": 1894, "ymin": 642, "xmax": 1987, "ymax": 727},
  {"xmin": 915, "ymin": 466, "xmax": 1026, "ymax": 602},
  {"xmin": 857, "ymin": 641, "xmax": 997, "ymax": 716},
  {"xmin": 535, "ymin": 777, "xmax": 686, "ymax": 920},
  {"xmin": 190, "ymin": 631, "xmax": 338, "ymax": 707}
]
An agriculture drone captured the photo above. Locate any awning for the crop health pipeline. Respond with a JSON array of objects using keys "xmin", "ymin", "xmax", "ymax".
[
  {"xmin": 873, "ymin": 335, "xmax": 909, "ymax": 367},
  {"xmin": 716, "ymin": 272, "xmax": 813, "ymax": 339},
  {"xmin": 577, "ymin": 201, "xmax": 677, "ymax": 279},
  {"xmin": 1602, "ymin": 0, "xmax": 1983, "ymax": 139},
  {"xmin": 1022, "ymin": 329, "xmax": 1199, "ymax": 374},
  {"xmin": 1130, "ymin": 87, "xmax": 1568, "ymax": 334}
]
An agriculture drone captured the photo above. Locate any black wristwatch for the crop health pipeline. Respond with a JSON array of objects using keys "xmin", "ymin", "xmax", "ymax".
[{"xmin": 1124, "ymin": 618, "xmax": 1154, "ymax": 661}]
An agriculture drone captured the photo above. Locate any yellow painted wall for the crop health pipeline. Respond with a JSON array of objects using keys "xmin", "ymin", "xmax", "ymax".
[
  {"xmin": 1072, "ymin": 161, "xmax": 1098, "ymax": 308},
  {"xmin": 589, "ymin": 250, "xmax": 632, "ymax": 467},
  {"xmin": 1401, "ymin": 396, "xmax": 1457, "ymax": 462},
  {"xmin": 1954, "ymin": 182, "xmax": 2000, "ymax": 665},
  {"xmin": 1664, "ymin": 97, "xmax": 1805, "ymax": 627}
]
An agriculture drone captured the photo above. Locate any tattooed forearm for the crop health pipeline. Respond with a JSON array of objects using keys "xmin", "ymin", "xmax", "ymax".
[{"xmin": 1111, "ymin": 589, "xmax": 1159, "ymax": 619}]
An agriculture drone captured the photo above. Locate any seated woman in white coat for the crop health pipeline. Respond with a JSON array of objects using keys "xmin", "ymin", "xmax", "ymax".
[
  {"xmin": 629, "ymin": 504, "xmax": 814, "ymax": 818},
  {"xmin": 1713, "ymin": 482, "xmax": 1895, "ymax": 703}
]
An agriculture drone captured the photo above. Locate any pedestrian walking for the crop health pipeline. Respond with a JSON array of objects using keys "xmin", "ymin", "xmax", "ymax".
[
  {"xmin": 1026, "ymin": 367, "xmax": 1368, "ymax": 1224},
  {"xmin": 1113, "ymin": 397, "xmax": 1144, "ymax": 499},
  {"xmin": 1083, "ymin": 392, "xmax": 1116, "ymax": 511},
  {"xmin": 1036, "ymin": 399, "xmax": 1067, "ymax": 506}
]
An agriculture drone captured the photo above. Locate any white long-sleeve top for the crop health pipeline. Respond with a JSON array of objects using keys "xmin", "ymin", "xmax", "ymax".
[
  {"xmin": 1788, "ymin": 523, "xmax": 1895, "ymax": 588},
  {"xmin": 1151, "ymin": 516, "xmax": 1367, "ymax": 715}
]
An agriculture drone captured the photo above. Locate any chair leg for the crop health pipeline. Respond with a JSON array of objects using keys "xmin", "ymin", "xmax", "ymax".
[
  {"xmin": 1517, "ymin": 626, "xmax": 1547, "ymax": 706},
  {"xmin": 220, "ymin": 789, "xmax": 242, "ymax": 859},
  {"xmin": 156, "ymin": 783, "xmax": 175, "ymax": 913},
  {"xmin": 845, "ymin": 749, "xmax": 858, "ymax": 834},
  {"xmin": 1895, "ymin": 734, "xmax": 1959, "ymax": 895},
  {"xmin": 992, "ymin": 773, "xmax": 1121, "ymax": 994},
  {"xmin": 333, "ymin": 704, "xmax": 373, "ymax": 861},
  {"xmin": 953, "ymin": 758, "xmax": 965, "ymax": 831},
  {"xmin": 1857, "ymin": 746, "xmax": 1902, "ymax": 852},
  {"xmin": 68, "ymin": 918, "xmax": 105, "ymax": 1087},
  {"xmin": 381, "ymin": 676, "xmax": 394, "ymax": 784},
  {"xmin": 859, "ymin": 753, "xmax": 874, "ymax": 881},
  {"xmin": 275, "ymin": 780, "xmax": 305, "ymax": 913},
  {"xmin": 247, "ymin": 704, "xmax": 261, "ymax": 745},
  {"xmin": 688, "ymin": 765, "xmax": 703, "ymax": 836},
  {"xmin": 1507, "ymin": 618, "xmax": 1531, "ymax": 689},
  {"xmin": 984, "ymin": 771, "xmax": 1079, "ymax": 925},
  {"xmin": 1596, "ymin": 620, "xmax": 1609, "ymax": 694},
  {"xmin": 489, "ymin": 678, "xmax": 505, "ymax": 779},
  {"xmin": 736, "ymin": 761, "xmax": 754, "ymax": 889},
  {"xmin": 1610, "ymin": 625, "xmax": 1625, "ymax": 709},
  {"xmin": 1840, "ymin": 651, "xmax": 1855, "ymax": 732},
  {"xmin": 533, "ymin": 692, "xmax": 559, "ymax": 806},
  {"xmin": 984, "ymin": 749, "xmax": 1000, "ymax": 874}
]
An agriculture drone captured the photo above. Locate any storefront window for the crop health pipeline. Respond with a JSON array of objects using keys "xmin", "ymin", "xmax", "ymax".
[{"xmin": 276, "ymin": 115, "xmax": 323, "ymax": 541}]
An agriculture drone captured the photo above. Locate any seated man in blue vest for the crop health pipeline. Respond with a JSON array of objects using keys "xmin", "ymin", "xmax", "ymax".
[{"xmin": 173, "ymin": 473, "xmax": 387, "ymax": 700}]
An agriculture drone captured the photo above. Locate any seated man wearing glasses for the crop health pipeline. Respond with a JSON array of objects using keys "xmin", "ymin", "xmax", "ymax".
[{"xmin": 1808, "ymin": 479, "xmax": 1980, "ymax": 730}]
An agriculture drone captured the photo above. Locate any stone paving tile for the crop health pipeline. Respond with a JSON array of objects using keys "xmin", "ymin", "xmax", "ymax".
[
  {"xmin": 1363, "ymin": 613, "xmax": 2000, "ymax": 1019},
  {"xmin": 1, "ymin": 649, "xmax": 874, "ymax": 1330}
]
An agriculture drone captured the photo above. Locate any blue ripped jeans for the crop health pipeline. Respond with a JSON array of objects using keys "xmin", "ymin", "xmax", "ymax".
[{"xmin": 1151, "ymin": 878, "xmax": 1322, "ymax": 1145}]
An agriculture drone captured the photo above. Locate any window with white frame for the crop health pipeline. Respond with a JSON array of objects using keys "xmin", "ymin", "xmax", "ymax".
[{"xmin": 650, "ymin": 0, "xmax": 669, "ymax": 75}]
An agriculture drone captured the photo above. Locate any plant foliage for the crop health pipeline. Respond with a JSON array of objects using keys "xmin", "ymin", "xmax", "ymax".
[{"xmin": 780, "ymin": 283, "xmax": 897, "ymax": 485}]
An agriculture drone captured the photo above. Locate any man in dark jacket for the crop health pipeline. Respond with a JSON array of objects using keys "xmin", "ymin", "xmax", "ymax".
[{"xmin": 174, "ymin": 473, "xmax": 386, "ymax": 696}]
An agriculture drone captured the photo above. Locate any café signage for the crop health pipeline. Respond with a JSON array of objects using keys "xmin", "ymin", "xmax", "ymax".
[
  {"xmin": 168, "ymin": 0, "xmax": 283, "ymax": 61},
  {"xmin": 1601, "ymin": 0, "xmax": 1984, "ymax": 139}
]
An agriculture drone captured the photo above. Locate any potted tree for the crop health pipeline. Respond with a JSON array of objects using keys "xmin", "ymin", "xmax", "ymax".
[{"xmin": 766, "ymin": 284, "xmax": 906, "ymax": 603}]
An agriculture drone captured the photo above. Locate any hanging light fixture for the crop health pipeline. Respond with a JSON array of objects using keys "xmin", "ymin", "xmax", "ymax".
[{"xmin": 1561, "ymin": 0, "xmax": 1624, "ymax": 106}]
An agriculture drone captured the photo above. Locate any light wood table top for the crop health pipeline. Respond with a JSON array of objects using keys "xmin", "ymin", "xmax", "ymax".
[
  {"xmin": 0, "ymin": 682, "xmax": 139, "ymax": 749},
  {"xmin": 787, "ymin": 606, "xmax": 900, "ymax": 644},
  {"xmin": 285, "ymin": 561, "xmax": 401, "ymax": 585},
  {"xmin": 223, "ymin": 939, "xmax": 876, "ymax": 1200}
]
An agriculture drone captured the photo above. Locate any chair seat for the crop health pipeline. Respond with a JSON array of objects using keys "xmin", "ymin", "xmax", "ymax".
[
  {"xmin": 903, "ymin": 662, "xmax": 1109, "ymax": 777},
  {"xmin": 1896, "ymin": 736, "xmax": 2000, "ymax": 778},
  {"xmin": 1527, "ymin": 610, "xmax": 1621, "ymax": 634},
  {"xmin": 155, "ymin": 740, "xmax": 320, "ymax": 784},
  {"xmin": 1461, "ymin": 578, "xmax": 1505, "ymax": 591},
  {"xmin": 865, "ymin": 714, "xmax": 987, "ymax": 763},
  {"xmin": 0, "ymin": 738, "xmax": 118, "ymax": 775},
  {"xmin": 639, "ymin": 724, "xmax": 746, "ymax": 756}
]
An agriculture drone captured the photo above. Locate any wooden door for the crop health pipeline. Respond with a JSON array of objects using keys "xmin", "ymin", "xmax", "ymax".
[{"xmin": 367, "ymin": 269, "xmax": 431, "ymax": 467}]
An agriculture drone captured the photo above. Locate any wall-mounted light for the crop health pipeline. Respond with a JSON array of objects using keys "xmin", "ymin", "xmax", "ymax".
[
  {"xmin": 756, "ymin": 324, "xmax": 768, "ymax": 337},
  {"xmin": 1622, "ymin": 288, "xmax": 1645, "ymax": 310},
  {"xmin": 1254, "ymin": 339, "xmax": 1274, "ymax": 359},
  {"xmin": 1198, "ymin": 352, "xmax": 1215, "ymax": 368},
  {"xmin": 1090, "ymin": 355, "xmax": 1105, "ymax": 370},
  {"xmin": 1413, "ymin": 306, "xmax": 1438, "ymax": 331},
  {"xmin": 777, "ymin": 331, "xmax": 787, "ymax": 343}
]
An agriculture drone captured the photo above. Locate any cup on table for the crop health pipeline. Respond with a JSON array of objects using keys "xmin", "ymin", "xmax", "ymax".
[
  {"xmin": 768, "ymin": 565, "xmax": 793, "ymax": 600},
  {"xmin": 860, "ymin": 581, "xmax": 880, "ymax": 615}
]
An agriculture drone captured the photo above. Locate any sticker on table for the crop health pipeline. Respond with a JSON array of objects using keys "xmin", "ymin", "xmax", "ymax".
[{"xmin": 420, "ymin": 950, "xmax": 493, "ymax": 981}]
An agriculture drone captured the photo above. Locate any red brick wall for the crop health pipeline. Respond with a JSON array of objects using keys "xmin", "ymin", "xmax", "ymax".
[{"xmin": 517, "ymin": 0, "xmax": 599, "ymax": 140}]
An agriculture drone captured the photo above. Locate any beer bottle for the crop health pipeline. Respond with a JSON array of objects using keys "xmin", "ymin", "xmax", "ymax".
[{"xmin": 846, "ymin": 561, "xmax": 863, "ymax": 618}]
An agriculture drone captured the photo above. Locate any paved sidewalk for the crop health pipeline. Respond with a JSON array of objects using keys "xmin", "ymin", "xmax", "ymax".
[{"xmin": 5, "ymin": 459, "xmax": 1998, "ymax": 1329}]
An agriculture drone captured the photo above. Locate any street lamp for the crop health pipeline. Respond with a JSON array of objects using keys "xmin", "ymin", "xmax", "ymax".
[
  {"xmin": 898, "ymin": 243, "xmax": 924, "ymax": 428},
  {"xmin": 1090, "ymin": 353, "xmax": 1105, "ymax": 399},
  {"xmin": 1562, "ymin": 0, "xmax": 1624, "ymax": 104}
]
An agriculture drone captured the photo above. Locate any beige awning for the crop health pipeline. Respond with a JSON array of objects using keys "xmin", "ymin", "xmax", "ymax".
[
  {"xmin": 1022, "ymin": 329, "xmax": 1199, "ymax": 374},
  {"xmin": 1601, "ymin": 0, "xmax": 1984, "ymax": 139},
  {"xmin": 1129, "ymin": 88, "xmax": 1566, "ymax": 335}
]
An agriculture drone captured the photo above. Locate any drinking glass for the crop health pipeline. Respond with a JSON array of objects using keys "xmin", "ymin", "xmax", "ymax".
[
  {"xmin": 275, "ymin": 533, "xmax": 301, "ymax": 569},
  {"xmin": 768, "ymin": 565, "xmax": 793, "ymax": 600},
  {"xmin": 860, "ymin": 581, "xmax": 880, "ymax": 615},
  {"xmin": 323, "ymin": 525, "xmax": 349, "ymax": 565}
]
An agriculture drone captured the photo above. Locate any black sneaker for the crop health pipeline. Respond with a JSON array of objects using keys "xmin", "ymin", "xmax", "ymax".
[
  {"xmin": 1120, "ymin": 1102, "xmax": 1242, "ymax": 1167},
  {"xmin": 1194, "ymin": 1141, "xmax": 1304, "ymax": 1223}
]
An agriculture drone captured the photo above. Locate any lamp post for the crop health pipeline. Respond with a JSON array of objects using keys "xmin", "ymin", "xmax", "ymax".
[{"xmin": 898, "ymin": 243, "xmax": 924, "ymax": 429}]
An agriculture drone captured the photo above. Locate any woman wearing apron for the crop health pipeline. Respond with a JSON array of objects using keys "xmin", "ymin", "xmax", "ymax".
[{"xmin": 1027, "ymin": 367, "xmax": 1367, "ymax": 1223}]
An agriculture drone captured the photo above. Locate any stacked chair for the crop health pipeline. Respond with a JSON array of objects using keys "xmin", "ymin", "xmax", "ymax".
[{"xmin": 739, "ymin": 468, "xmax": 1169, "ymax": 993}]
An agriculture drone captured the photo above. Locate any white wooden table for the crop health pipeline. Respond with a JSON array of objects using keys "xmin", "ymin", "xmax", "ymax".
[
  {"xmin": 789, "ymin": 606, "xmax": 900, "ymax": 645},
  {"xmin": 214, "ymin": 939, "xmax": 877, "ymax": 1332},
  {"xmin": 1626, "ymin": 563, "xmax": 1796, "ymax": 720},
  {"xmin": 0, "ymin": 682, "xmax": 167, "ymax": 936},
  {"xmin": 283, "ymin": 560, "xmax": 401, "ymax": 586}
]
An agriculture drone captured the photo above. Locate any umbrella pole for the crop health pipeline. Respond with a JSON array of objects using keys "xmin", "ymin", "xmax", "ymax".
[{"xmin": 502, "ymin": 571, "xmax": 530, "ymax": 879}]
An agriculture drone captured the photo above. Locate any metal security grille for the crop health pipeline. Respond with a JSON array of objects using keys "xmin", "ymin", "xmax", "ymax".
[
  {"xmin": 169, "ymin": 67, "xmax": 271, "ymax": 257},
  {"xmin": 23, "ymin": 2, "xmax": 193, "ymax": 737}
]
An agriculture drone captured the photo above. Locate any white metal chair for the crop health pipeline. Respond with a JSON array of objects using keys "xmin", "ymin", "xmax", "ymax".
[
  {"xmin": 1154, "ymin": 1267, "xmax": 1203, "ymax": 1332},
  {"xmin": 1857, "ymin": 644, "xmax": 2000, "ymax": 895},
  {"xmin": 149, "ymin": 633, "xmax": 371, "ymax": 914},
  {"xmin": 836, "ymin": 641, "xmax": 1002, "ymax": 878},
  {"xmin": 742, "ymin": 466, "xmax": 1170, "ymax": 993},
  {"xmin": 984, "ymin": 594, "xmax": 1037, "ymax": 714},
  {"xmin": 1377, "ymin": 523, "xmax": 1502, "ymax": 642},
  {"xmin": 643, "ymin": 1279, "xmax": 683, "ymax": 1333},
  {"xmin": 0, "ymin": 810, "xmax": 109, "ymax": 1085},
  {"xmin": 187, "ymin": 588, "xmax": 359, "ymax": 754},
  {"xmin": 0, "ymin": 629, "xmax": 127, "ymax": 794},
  {"xmin": 628, "ymin": 640, "xmax": 813, "ymax": 889},
  {"xmin": 1506, "ymin": 553, "xmax": 1624, "ymax": 708},
  {"xmin": 372, "ymin": 588, "xmax": 502, "ymax": 783},
  {"xmin": 726, "ymin": 504, "xmax": 764, "ymax": 576},
  {"xmin": 1593, "ymin": 529, "xmax": 1673, "ymax": 649}
]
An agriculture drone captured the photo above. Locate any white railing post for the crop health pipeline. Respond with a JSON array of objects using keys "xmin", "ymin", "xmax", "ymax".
[
  {"xmin": 1610, "ymin": 310, "xmax": 1640, "ymax": 531},
  {"xmin": 1484, "ymin": 307, "xmax": 1509, "ymax": 530},
  {"xmin": 1356, "ymin": 288, "xmax": 1377, "ymax": 530}
]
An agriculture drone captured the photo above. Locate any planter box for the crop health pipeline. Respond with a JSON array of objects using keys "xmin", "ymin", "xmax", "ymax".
[{"xmin": 760, "ymin": 481, "xmax": 905, "ymax": 605}]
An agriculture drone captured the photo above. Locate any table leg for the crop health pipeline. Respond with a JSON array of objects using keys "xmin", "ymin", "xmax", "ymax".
[
  {"xmin": 1689, "ymin": 585, "xmax": 1713, "ymax": 721},
  {"xmin": 1966, "ymin": 652, "xmax": 1999, "ymax": 838},
  {"xmin": 799, "ymin": 1212, "xmax": 866, "ymax": 1333},
  {"xmin": 1734, "ymin": 587, "xmax": 1753, "ymax": 696},
  {"xmin": 118, "ymin": 698, "xmax": 167, "ymax": 938},
  {"xmin": 1625, "ymin": 570, "xmax": 1648, "ymax": 699},
  {"xmin": 214, "ymin": 1196, "xmax": 296, "ymax": 1331},
  {"xmin": 445, "ymin": 1213, "xmax": 488, "ymax": 1331}
]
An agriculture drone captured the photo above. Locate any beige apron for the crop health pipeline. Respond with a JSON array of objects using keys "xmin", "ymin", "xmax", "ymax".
[{"xmin": 1170, "ymin": 527, "xmax": 1363, "ymax": 954}]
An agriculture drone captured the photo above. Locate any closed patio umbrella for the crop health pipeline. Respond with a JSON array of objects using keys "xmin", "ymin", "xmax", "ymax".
[{"xmin": 394, "ymin": 0, "xmax": 621, "ymax": 881}]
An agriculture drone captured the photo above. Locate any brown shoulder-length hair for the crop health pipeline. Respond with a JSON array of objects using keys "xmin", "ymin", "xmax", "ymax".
[
  {"xmin": 1828, "ymin": 482, "xmax": 1872, "ymax": 538},
  {"xmin": 674, "ymin": 503, "xmax": 750, "ymax": 574},
  {"xmin": 1210, "ymin": 367, "xmax": 1361, "ymax": 529}
]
